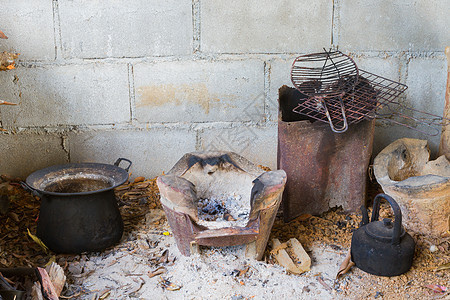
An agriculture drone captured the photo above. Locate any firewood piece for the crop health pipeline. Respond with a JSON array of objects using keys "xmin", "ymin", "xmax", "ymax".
[
  {"xmin": 438, "ymin": 46, "xmax": 450, "ymax": 159},
  {"xmin": 36, "ymin": 267, "xmax": 59, "ymax": 300},
  {"xmin": 45, "ymin": 262, "xmax": 66, "ymax": 297},
  {"xmin": 288, "ymin": 238, "xmax": 311, "ymax": 273},
  {"xmin": 271, "ymin": 239, "xmax": 299, "ymax": 274},
  {"xmin": 271, "ymin": 238, "xmax": 311, "ymax": 275}
]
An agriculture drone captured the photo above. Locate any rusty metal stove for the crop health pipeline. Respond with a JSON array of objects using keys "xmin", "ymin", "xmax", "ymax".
[
  {"xmin": 157, "ymin": 151, "xmax": 286, "ymax": 260},
  {"xmin": 278, "ymin": 85, "xmax": 375, "ymax": 221}
]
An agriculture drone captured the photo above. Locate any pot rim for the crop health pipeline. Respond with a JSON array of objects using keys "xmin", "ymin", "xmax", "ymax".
[{"xmin": 25, "ymin": 161, "xmax": 130, "ymax": 197}]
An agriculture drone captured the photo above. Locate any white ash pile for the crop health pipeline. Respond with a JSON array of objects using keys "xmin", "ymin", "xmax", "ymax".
[{"xmin": 197, "ymin": 194, "xmax": 250, "ymax": 229}]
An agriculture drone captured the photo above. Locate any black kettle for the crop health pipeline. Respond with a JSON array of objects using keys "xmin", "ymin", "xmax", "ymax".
[{"xmin": 351, "ymin": 193, "xmax": 415, "ymax": 276}]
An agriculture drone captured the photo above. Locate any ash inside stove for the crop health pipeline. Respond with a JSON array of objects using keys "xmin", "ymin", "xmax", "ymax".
[{"xmin": 197, "ymin": 194, "xmax": 250, "ymax": 228}]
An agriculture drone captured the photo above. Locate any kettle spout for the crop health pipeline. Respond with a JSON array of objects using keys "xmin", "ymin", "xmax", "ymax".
[{"xmin": 360, "ymin": 205, "xmax": 369, "ymax": 226}]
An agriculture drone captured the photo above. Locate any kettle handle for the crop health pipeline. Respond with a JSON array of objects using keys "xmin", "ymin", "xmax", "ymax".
[
  {"xmin": 371, "ymin": 193, "xmax": 402, "ymax": 245},
  {"xmin": 360, "ymin": 205, "xmax": 369, "ymax": 226}
]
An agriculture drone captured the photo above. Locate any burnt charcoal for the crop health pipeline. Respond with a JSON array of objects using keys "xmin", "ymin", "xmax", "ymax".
[
  {"xmin": 238, "ymin": 212, "xmax": 248, "ymax": 218},
  {"xmin": 298, "ymin": 80, "xmax": 322, "ymax": 95},
  {"xmin": 336, "ymin": 220, "xmax": 347, "ymax": 229},
  {"xmin": 331, "ymin": 75, "xmax": 359, "ymax": 93},
  {"xmin": 186, "ymin": 153, "xmax": 243, "ymax": 172}
]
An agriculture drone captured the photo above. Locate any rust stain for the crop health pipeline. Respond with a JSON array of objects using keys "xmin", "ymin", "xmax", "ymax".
[{"xmin": 137, "ymin": 83, "xmax": 232, "ymax": 114}]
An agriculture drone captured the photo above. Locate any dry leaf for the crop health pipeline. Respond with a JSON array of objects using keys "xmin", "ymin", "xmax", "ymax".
[
  {"xmin": 298, "ymin": 214, "xmax": 313, "ymax": 221},
  {"xmin": 159, "ymin": 277, "xmax": 182, "ymax": 291},
  {"xmin": 336, "ymin": 249, "xmax": 355, "ymax": 279},
  {"xmin": 27, "ymin": 228, "xmax": 49, "ymax": 253},
  {"xmin": 148, "ymin": 267, "xmax": 166, "ymax": 278},
  {"xmin": 238, "ymin": 266, "xmax": 250, "ymax": 277},
  {"xmin": 424, "ymin": 284, "xmax": 447, "ymax": 294},
  {"xmin": 158, "ymin": 249, "xmax": 169, "ymax": 264},
  {"xmin": 0, "ymin": 31, "xmax": 7, "ymax": 39},
  {"xmin": 99, "ymin": 290, "xmax": 110, "ymax": 300},
  {"xmin": 134, "ymin": 176, "xmax": 145, "ymax": 183},
  {"xmin": 436, "ymin": 262, "xmax": 450, "ymax": 271}
]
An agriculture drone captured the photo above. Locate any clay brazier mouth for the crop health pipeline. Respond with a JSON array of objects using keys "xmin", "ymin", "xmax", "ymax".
[
  {"xmin": 156, "ymin": 151, "xmax": 287, "ymax": 259},
  {"xmin": 374, "ymin": 138, "xmax": 450, "ymax": 237},
  {"xmin": 377, "ymin": 138, "xmax": 450, "ymax": 187}
]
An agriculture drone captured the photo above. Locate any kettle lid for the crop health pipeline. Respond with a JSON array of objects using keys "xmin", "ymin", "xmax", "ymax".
[{"xmin": 364, "ymin": 218, "xmax": 405, "ymax": 243}]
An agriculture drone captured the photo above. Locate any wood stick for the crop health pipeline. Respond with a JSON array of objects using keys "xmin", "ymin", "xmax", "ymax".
[
  {"xmin": 438, "ymin": 46, "xmax": 450, "ymax": 159},
  {"xmin": 0, "ymin": 100, "xmax": 17, "ymax": 105},
  {"xmin": 0, "ymin": 267, "xmax": 37, "ymax": 277}
]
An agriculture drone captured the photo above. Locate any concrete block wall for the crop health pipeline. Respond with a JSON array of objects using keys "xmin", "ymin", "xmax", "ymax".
[{"xmin": 1, "ymin": 0, "xmax": 449, "ymax": 178}]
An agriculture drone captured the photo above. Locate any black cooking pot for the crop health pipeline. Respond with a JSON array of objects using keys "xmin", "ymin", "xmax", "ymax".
[{"xmin": 22, "ymin": 158, "xmax": 131, "ymax": 254}]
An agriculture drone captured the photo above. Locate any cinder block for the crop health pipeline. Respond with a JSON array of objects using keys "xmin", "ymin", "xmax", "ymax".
[
  {"xmin": 201, "ymin": 0, "xmax": 332, "ymax": 53},
  {"xmin": 373, "ymin": 121, "xmax": 442, "ymax": 159},
  {"xmin": 199, "ymin": 125, "xmax": 278, "ymax": 170},
  {"xmin": 0, "ymin": 63, "xmax": 130, "ymax": 127},
  {"xmin": 406, "ymin": 57, "xmax": 446, "ymax": 117},
  {"xmin": 401, "ymin": 57, "xmax": 446, "ymax": 152},
  {"xmin": 134, "ymin": 60, "xmax": 265, "ymax": 123},
  {"xmin": 68, "ymin": 129, "xmax": 197, "ymax": 178},
  {"xmin": 351, "ymin": 56, "xmax": 400, "ymax": 80},
  {"xmin": 0, "ymin": 133, "xmax": 68, "ymax": 178},
  {"xmin": 59, "ymin": 0, "xmax": 193, "ymax": 58},
  {"xmin": 339, "ymin": 0, "xmax": 449, "ymax": 51},
  {"xmin": 0, "ymin": 1, "xmax": 55, "ymax": 60}
]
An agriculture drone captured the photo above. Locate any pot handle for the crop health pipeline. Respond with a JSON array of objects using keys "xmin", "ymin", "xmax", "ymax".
[
  {"xmin": 20, "ymin": 181, "xmax": 43, "ymax": 198},
  {"xmin": 371, "ymin": 193, "xmax": 402, "ymax": 245},
  {"xmin": 114, "ymin": 158, "xmax": 132, "ymax": 172}
]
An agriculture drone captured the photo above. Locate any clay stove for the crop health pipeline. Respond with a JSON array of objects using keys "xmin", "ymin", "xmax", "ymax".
[{"xmin": 156, "ymin": 151, "xmax": 287, "ymax": 260}]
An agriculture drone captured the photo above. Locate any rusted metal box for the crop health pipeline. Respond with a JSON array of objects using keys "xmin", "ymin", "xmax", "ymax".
[{"xmin": 277, "ymin": 86, "xmax": 375, "ymax": 222}]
